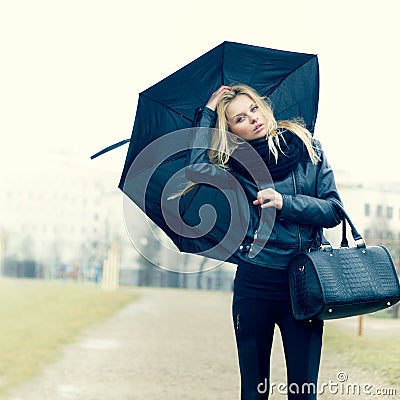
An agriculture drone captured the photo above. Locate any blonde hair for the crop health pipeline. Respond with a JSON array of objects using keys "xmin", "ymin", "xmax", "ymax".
[
  {"xmin": 171, "ymin": 84, "xmax": 319, "ymax": 198},
  {"xmin": 211, "ymin": 84, "xmax": 319, "ymax": 167}
]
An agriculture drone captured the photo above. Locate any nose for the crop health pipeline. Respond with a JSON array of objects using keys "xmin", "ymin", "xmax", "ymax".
[{"xmin": 250, "ymin": 115, "xmax": 258, "ymax": 123}]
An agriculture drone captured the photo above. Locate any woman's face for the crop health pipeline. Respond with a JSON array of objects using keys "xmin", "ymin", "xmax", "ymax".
[{"xmin": 225, "ymin": 94, "xmax": 268, "ymax": 141}]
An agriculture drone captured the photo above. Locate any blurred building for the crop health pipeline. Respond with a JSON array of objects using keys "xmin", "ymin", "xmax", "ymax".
[
  {"xmin": 0, "ymin": 160, "xmax": 138, "ymax": 279},
  {"xmin": 5, "ymin": 162, "xmax": 397, "ymax": 289},
  {"xmin": 0, "ymin": 158, "xmax": 235, "ymax": 290},
  {"xmin": 325, "ymin": 173, "xmax": 400, "ymax": 269}
]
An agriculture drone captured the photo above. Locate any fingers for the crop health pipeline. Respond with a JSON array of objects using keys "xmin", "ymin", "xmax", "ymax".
[
  {"xmin": 253, "ymin": 189, "xmax": 283, "ymax": 210},
  {"xmin": 253, "ymin": 190, "xmax": 267, "ymax": 205},
  {"xmin": 253, "ymin": 188, "xmax": 272, "ymax": 205},
  {"xmin": 205, "ymin": 85, "xmax": 232, "ymax": 111},
  {"xmin": 215, "ymin": 85, "xmax": 232, "ymax": 93},
  {"xmin": 211, "ymin": 85, "xmax": 231, "ymax": 96}
]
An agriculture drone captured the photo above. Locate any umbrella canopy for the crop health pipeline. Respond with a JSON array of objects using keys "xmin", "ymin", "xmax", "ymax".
[{"xmin": 118, "ymin": 41, "xmax": 319, "ymax": 264}]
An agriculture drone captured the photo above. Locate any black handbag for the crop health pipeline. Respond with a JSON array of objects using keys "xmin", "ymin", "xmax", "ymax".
[{"xmin": 288, "ymin": 202, "xmax": 400, "ymax": 320}]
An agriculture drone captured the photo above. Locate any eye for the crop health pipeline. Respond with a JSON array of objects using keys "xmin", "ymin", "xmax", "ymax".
[
  {"xmin": 250, "ymin": 105, "xmax": 258, "ymax": 112},
  {"xmin": 236, "ymin": 116, "xmax": 245, "ymax": 123}
]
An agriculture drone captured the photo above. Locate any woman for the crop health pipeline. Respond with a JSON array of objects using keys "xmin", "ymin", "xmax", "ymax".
[{"xmin": 184, "ymin": 84, "xmax": 343, "ymax": 399}]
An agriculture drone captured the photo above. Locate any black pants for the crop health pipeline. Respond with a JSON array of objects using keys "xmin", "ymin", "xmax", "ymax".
[{"xmin": 232, "ymin": 296, "xmax": 323, "ymax": 400}]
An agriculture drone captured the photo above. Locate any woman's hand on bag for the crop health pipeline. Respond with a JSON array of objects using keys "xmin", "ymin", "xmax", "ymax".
[
  {"xmin": 205, "ymin": 85, "xmax": 232, "ymax": 111},
  {"xmin": 253, "ymin": 188, "xmax": 283, "ymax": 210}
]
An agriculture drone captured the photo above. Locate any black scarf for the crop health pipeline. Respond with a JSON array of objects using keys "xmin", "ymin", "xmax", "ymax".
[{"xmin": 229, "ymin": 130, "xmax": 304, "ymax": 182}]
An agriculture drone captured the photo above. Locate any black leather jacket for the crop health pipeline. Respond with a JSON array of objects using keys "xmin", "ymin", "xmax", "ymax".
[{"xmin": 185, "ymin": 106, "xmax": 343, "ymax": 269}]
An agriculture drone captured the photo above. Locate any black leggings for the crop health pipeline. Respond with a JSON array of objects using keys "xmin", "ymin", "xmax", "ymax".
[{"xmin": 232, "ymin": 296, "xmax": 323, "ymax": 400}]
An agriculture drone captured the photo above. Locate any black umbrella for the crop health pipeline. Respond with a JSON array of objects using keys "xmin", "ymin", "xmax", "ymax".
[{"xmin": 94, "ymin": 41, "xmax": 319, "ymax": 265}]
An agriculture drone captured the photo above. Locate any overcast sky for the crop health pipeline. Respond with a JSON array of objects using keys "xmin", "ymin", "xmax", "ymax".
[{"xmin": 1, "ymin": 0, "xmax": 399, "ymax": 185}]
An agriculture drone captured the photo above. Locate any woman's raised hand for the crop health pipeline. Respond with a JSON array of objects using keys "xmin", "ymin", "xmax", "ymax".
[{"xmin": 205, "ymin": 85, "xmax": 232, "ymax": 111}]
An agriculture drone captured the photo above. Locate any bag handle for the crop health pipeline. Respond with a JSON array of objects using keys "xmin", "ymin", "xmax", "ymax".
[{"xmin": 321, "ymin": 199, "xmax": 366, "ymax": 250}]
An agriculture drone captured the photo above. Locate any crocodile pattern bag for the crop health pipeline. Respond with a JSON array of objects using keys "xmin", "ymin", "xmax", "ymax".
[{"xmin": 289, "ymin": 203, "xmax": 400, "ymax": 320}]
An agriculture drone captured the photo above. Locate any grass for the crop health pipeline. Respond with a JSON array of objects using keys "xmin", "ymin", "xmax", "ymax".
[
  {"xmin": 323, "ymin": 319, "xmax": 400, "ymax": 386},
  {"xmin": 1, "ymin": 281, "xmax": 398, "ymax": 395},
  {"xmin": 0, "ymin": 277, "xmax": 139, "ymax": 397}
]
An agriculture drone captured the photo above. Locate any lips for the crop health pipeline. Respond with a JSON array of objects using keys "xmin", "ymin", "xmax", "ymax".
[{"xmin": 253, "ymin": 123, "xmax": 264, "ymax": 133}]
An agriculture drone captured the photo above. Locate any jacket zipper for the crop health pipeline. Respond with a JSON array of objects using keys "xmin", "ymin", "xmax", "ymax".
[
  {"xmin": 248, "ymin": 179, "xmax": 262, "ymax": 257},
  {"xmin": 292, "ymin": 171, "xmax": 302, "ymax": 252}
]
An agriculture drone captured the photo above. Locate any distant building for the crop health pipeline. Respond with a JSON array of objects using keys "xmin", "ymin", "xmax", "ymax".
[
  {"xmin": 325, "ymin": 175, "xmax": 400, "ymax": 269},
  {"xmin": 7, "ymin": 163, "xmax": 396, "ymax": 288},
  {"xmin": 0, "ymin": 162, "xmax": 138, "ymax": 278},
  {"xmin": 0, "ymin": 160, "xmax": 235, "ymax": 289}
]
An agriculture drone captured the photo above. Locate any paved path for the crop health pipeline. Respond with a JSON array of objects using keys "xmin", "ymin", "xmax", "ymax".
[{"xmin": 4, "ymin": 288, "xmax": 399, "ymax": 399}]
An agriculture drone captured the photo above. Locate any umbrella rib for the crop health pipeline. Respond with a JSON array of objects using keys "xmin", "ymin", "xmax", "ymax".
[
  {"xmin": 141, "ymin": 93, "xmax": 193, "ymax": 122},
  {"xmin": 275, "ymin": 94, "xmax": 315, "ymax": 116},
  {"xmin": 247, "ymin": 58, "xmax": 266, "ymax": 89},
  {"xmin": 269, "ymin": 57, "xmax": 316, "ymax": 98},
  {"xmin": 221, "ymin": 43, "xmax": 226, "ymax": 85},
  {"xmin": 124, "ymin": 153, "xmax": 186, "ymax": 179}
]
